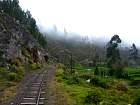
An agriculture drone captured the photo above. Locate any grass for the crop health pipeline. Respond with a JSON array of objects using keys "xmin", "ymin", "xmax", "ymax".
[
  {"xmin": 124, "ymin": 67, "xmax": 140, "ymax": 74},
  {"xmin": 133, "ymin": 76, "xmax": 140, "ymax": 80},
  {"xmin": 0, "ymin": 78, "xmax": 18, "ymax": 104},
  {"xmin": 54, "ymin": 64, "xmax": 140, "ymax": 105},
  {"xmin": 55, "ymin": 78, "xmax": 92, "ymax": 105},
  {"xmin": 124, "ymin": 67, "xmax": 140, "ymax": 80}
]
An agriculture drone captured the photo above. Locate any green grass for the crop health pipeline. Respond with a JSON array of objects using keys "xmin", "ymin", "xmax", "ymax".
[
  {"xmin": 131, "ymin": 76, "xmax": 140, "ymax": 80},
  {"xmin": 0, "ymin": 78, "xmax": 18, "ymax": 104},
  {"xmin": 124, "ymin": 67, "xmax": 140, "ymax": 80},
  {"xmin": 62, "ymin": 84, "xmax": 91, "ymax": 104},
  {"xmin": 124, "ymin": 67, "xmax": 140, "ymax": 74},
  {"xmin": 56, "ymin": 78, "xmax": 133, "ymax": 105},
  {"xmin": 55, "ymin": 65, "xmax": 137, "ymax": 105},
  {"xmin": 74, "ymin": 64, "xmax": 95, "ymax": 71}
]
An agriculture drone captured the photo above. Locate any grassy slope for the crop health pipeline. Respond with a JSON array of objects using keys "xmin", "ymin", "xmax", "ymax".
[
  {"xmin": 0, "ymin": 78, "xmax": 18, "ymax": 104},
  {"xmin": 54, "ymin": 65, "xmax": 140, "ymax": 105}
]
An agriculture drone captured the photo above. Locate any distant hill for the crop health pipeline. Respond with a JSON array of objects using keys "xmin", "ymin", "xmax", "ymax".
[{"xmin": 44, "ymin": 29, "xmax": 140, "ymax": 66}]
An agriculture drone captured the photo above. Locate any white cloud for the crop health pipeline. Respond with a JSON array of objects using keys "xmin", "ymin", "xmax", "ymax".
[{"xmin": 19, "ymin": 0, "xmax": 140, "ymax": 46}]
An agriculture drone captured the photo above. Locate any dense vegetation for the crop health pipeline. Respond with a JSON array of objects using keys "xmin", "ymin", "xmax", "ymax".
[
  {"xmin": 0, "ymin": 0, "xmax": 47, "ymax": 48},
  {"xmin": 55, "ymin": 63, "xmax": 140, "ymax": 105},
  {"xmin": 53, "ymin": 35, "xmax": 140, "ymax": 105}
]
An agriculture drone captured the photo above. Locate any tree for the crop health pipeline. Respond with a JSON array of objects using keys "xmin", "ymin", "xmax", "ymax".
[
  {"xmin": 128, "ymin": 43, "xmax": 139, "ymax": 66},
  {"xmin": 0, "ymin": 0, "xmax": 47, "ymax": 48},
  {"xmin": 106, "ymin": 35, "xmax": 121, "ymax": 67},
  {"xmin": 129, "ymin": 43, "xmax": 138, "ymax": 61},
  {"xmin": 106, "ymin": 35, "xmax": 123, "ymax": 76}
]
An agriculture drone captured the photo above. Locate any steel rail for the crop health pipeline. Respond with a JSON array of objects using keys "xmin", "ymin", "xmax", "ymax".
[{"xmin": 36, "ymin": 70, "xmax": 47, "ymax": 105}]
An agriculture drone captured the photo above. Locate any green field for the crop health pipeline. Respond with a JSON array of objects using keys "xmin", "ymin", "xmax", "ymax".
[{"xmin": 55, "ymin": 64, "xmax": 140, "ymax": 105}]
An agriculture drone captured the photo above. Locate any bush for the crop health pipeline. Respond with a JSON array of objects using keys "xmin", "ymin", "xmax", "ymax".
[
  {"xmin": 30, "ymin": 63, "xmax": 41, "ymax": 70},
  {"xmin": 132, "ymin": 90, "xmax": 140, "ymax": 105},
  {"xmin": 115, "ymin": 82, "xmax": 128, "ymax": 91},
  {"xmin": 99, "ymin": 79, "xmax": 109, "ymax": 88},
  {"xmin": 8, "ymin": 72, "xmax": 17, "ymax": 81},
  {"xmin": 90, "ymin": 76, "xmax": 100, "ymax": 85},
  {"xmin": 74, "ymin": 64, "xmax": 84, "ymax": 70},
  {"xmin": 94, "ymin": 66, "xmax": 99, "ymax": 75},
  {"xmin": 15, "ymin": 66, "xmax": 24, "ymax": 76},
  {"xmin": 0, "ymin": 67, "xmax": 24, "ymax": 81},
  {"xmin": 130, "ymin": 80, "xmax": 140, "ymax": 86},
  {"xmin": 67, "ymin": 75, "xmax": 80, "ymax": 85},
  {"xmin": 79, "ymin": 73, "xmax": 93, "ymax": 80},
  {"xmin": 114, "ymin": 69, "xmax": 129, "ymax": 78},
  {"xmin": 133, "ymin": 94, "xmax": 140, "ymax": 105},
  {"xmin": 108, "ymin": 68, "xmax": 115, "ymax": 76},
  {"xmin": 10, "ymin": 58, "xmax": 22, "ymax": 66},
  {"xmin": 85, "ymin": 90, "xmax": 102, "ymax": 104},
  {"xmin": 108, "ymin": 67, "xmax": 129, "ymax": 79},
  {"xmin": 90, "ymin": 77, "xmax": 109, "ymax": 88},
  {"xmin": 0, "ymin": 67, "xmax": 9, "ymax": 78}
]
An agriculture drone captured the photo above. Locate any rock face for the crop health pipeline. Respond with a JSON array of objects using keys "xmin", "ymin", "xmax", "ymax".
[{"xmin": 0, "ymin": 12, "xmax": 45, "ymax": 66}]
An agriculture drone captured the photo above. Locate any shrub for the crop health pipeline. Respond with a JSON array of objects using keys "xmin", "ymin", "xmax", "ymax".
[
  {"xmin": 79, "ymin": 73, "xmax": 93, "ymax": 80},
  {"xmin": 132, "ymin": 90, "xmax": 140, "ymax": 105},
  {"xmin": 90, "ymin": 77, "xmax": 109, "ymax": 88},
  {"xmin": 108, "ymin": 67, "xmax": 129, "ymax": 79},
  {"xmin": 8, "ymin": 72, "xmax": 17, "ymax": 81},
  {"xmin": 10, "ymin": 65, "xmax": 17, "ymax": 71},
  {"xmin": 62, "ymin": 74, "xmax": 69, "ymax": 80},
  {"xmin": 74, "ymin": 64, "xmax": 84, "ymax": 70},
  {"xmin": 10, "ymin": 58, "xmax": 22, "ymax": 66},
  {"xmin": 108, "ymin": 68, "xmax": 115, "ymax": 76},
  {"xmin": 30, "ymin": 63, "xmax": 41, "ymax": 70},
  {"xmin": 85, "ymin": 90, "xmax": 102, "ymax": 104},
  {"xmin": 90, "ymin": 76, "xmax": 100, "ymax": 86},
  {"xmin": 99, "ymin": 79, "xmax": 109, "ymax": 88},
  {"xmin": 0, "ymin": 67, "xmax": 23, "ymax": 81},
  {"xmin": 15, "ymin": 66, "xmax": 24, "ymax": 76},
  {"xmin": 0, "ymin": 67, "xmax": 9, "ymax": 78},
  {"xmin": 67, "ymin": 75, "xmax": 80, "ymax": 85},
  {"xmin": 130, "ymin": 80, "xmax": 140, "ymax": 86},
  {"xmin": 94, "ymin": 66, "xmax": 99, "ymax": 75},
  {"xmin": 133, "ymin": 94, "xmax": 140, "ymax": 105},
  {"xmin": 115, "ymin": 82, "xmax": 128, "ymax": 91},
  {"xmin": 114, "ymin": 69, "xmax": 129, "ymax": 78}
]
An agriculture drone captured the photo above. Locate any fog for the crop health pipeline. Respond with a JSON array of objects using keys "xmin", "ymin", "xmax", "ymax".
[{"xmin": 19, "ymin": 0, "xmax": 140, "ymax": 47}]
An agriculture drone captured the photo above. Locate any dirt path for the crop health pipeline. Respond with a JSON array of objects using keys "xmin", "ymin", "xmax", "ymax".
[
  {"xmin": 45, "ymin": 65, "xmax": 56, "ymax": 105},
  {"xmin": 45, "ymin": 66, "xmax": 68, "ymax": 105}
]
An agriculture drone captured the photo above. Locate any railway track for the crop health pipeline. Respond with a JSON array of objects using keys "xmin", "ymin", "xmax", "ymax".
[{"xmin": 8, "ymin": 67, "xmax": 48, "ymax": 105}]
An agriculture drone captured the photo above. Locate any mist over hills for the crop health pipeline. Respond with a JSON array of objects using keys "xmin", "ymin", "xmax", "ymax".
[
  {"xmin": 40, "ymin": 27, "xmax": 132, "ymax": 48},
  {"xmin": 38, "ymin": 27, "xmax": 138, "ymax": 65}
]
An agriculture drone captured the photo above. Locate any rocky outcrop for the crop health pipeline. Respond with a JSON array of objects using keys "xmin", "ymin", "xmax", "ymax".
[{"xmin": 0, "ymin": 12, "xmax": 46, "ymax": 66}]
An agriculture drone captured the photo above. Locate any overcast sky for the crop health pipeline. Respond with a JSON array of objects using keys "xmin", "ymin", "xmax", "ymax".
[{"xmin": 19, "ymin": 0, "xmax": 140, "ymax": 46}]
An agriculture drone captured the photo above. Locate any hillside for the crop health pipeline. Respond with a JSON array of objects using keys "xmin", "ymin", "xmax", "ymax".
[
  {"xmin": 0, "ymin": 12, "xmax": 38, "ymax": 65},
  {"xmin": 0, "ymin": 1, "xmax": 48, "ymax": 103}
]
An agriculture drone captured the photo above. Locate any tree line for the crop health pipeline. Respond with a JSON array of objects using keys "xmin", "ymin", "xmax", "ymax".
[
  {"xmin": 105, "ymin": 35, "xmax": 139, "ymax": 78},
  {"xmin": 0, "ymin": 0, "xmax": 47, "ymax": 48}
]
